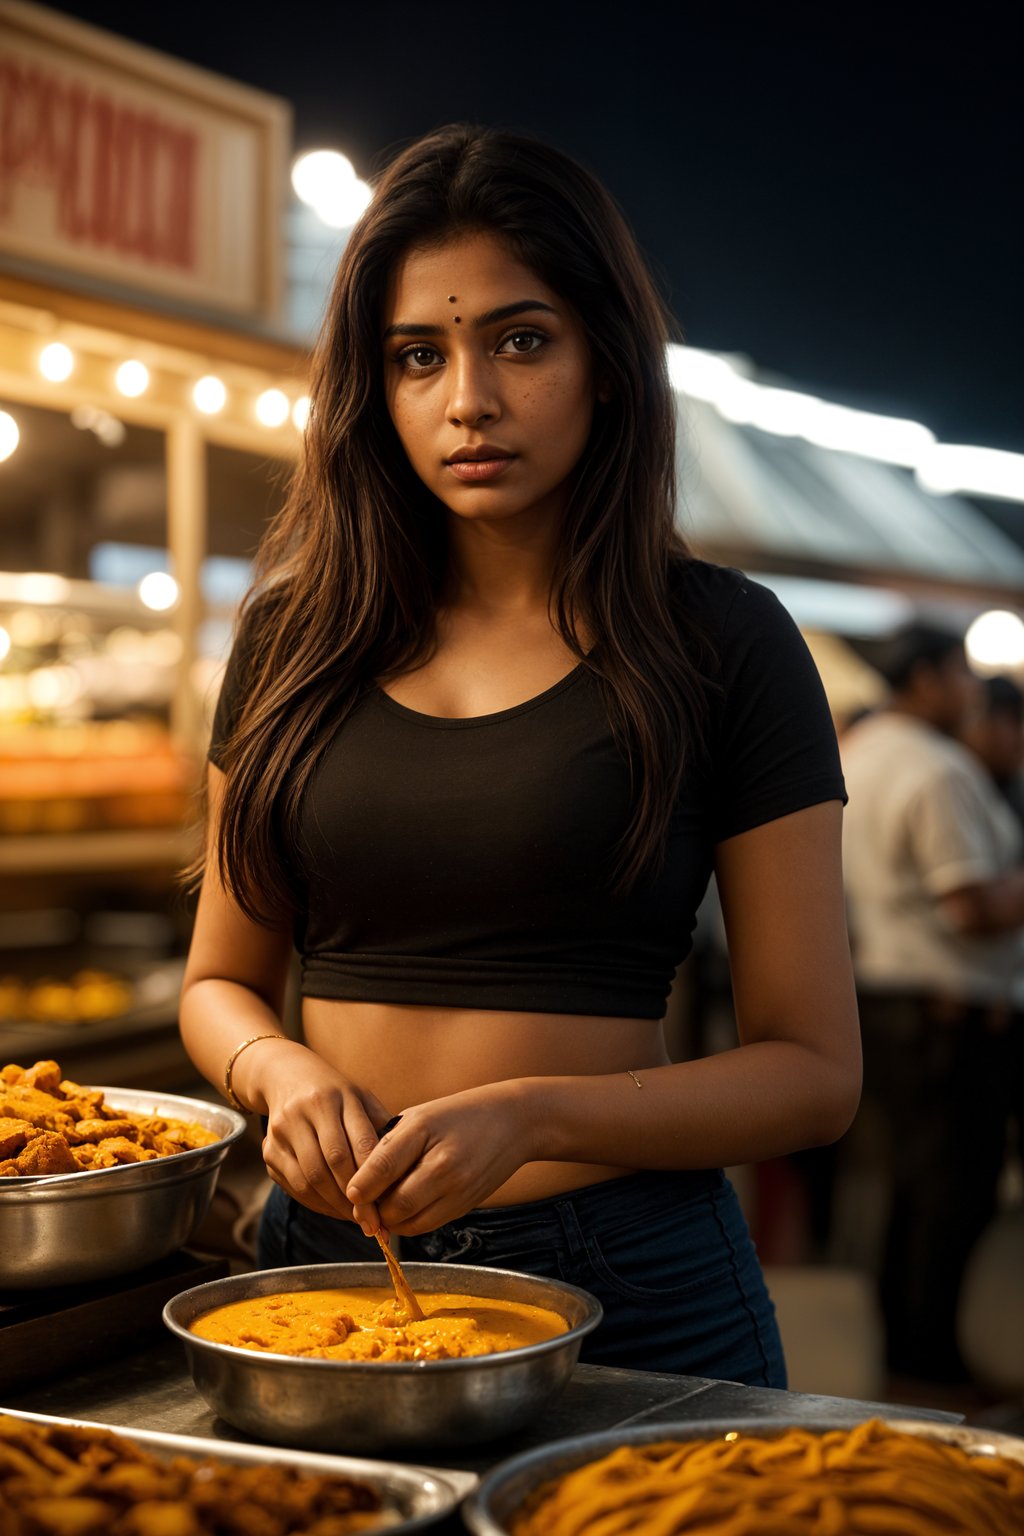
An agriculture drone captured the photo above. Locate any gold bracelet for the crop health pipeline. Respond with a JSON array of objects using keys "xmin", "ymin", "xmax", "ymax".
[
  {"xmin": 223, "ymin": 1034, "xmax": 282, "ymax": 1113},
  {"xmin": 627, "ymin": 1069, "xmax": 643, "ymax": 1089}
]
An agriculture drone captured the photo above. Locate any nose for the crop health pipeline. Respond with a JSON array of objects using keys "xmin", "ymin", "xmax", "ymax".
[{"xmin": 445, "ymin": 351, "xmax": 499, "ymax": 428}]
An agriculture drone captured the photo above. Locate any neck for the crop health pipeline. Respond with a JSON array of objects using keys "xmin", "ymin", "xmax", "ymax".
[
  {"xmin": 444, "ymin": 511, "xmax": 560, "ymax": 618},
  {"xmin": 886, "ymin": 697, "xmax": 949, "ymax": 734}
]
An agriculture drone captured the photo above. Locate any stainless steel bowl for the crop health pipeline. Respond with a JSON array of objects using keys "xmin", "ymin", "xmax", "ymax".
[
  {"xmin": 163, "ymin": 1261, "xmax": 603, "ymax": 1454},
  {"xmin": 462, "ymin": 1415, "xmax": 1024, "ymax": 1534},
  {"xmin": 0, "ymin": 1087, "xmax": 246, "ymax": 1289}
]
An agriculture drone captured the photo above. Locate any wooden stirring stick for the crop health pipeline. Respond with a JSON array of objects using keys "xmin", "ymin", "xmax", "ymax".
[
  {"xmin": 370, "ymin": 1114, "xmax": 425, "ymax": 1320},
  {"xmin": 375, "ymin": 1231, "xmax": 425, "ymax": 1321}
]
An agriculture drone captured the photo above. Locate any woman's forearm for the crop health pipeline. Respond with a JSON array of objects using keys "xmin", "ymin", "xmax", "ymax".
[
  {"xmin": 178, "ymin": 976, "xmax": 300, "ymax": 1114},
  {"xmin": 520, "ymin": 1040, "xmax": 862, "ymax": 1171}
]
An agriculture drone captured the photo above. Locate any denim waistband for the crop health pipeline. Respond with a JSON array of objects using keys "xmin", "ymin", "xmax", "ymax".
[{"xmin": 409, "ymin": 1167, "xmax": 725, "ymax": 1261}]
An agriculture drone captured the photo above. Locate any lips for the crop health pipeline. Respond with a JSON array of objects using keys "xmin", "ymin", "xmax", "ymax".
[
  {"xmin": 445, "ymin": 444, "xmax": 514, "ymax": 464},
  {"xmin": 444, "ymin": 446, "xmax": 517, "ymax": 483}
]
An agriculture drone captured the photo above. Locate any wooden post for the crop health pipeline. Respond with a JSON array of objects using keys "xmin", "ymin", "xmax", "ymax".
[{"xmin": 166, "ymin": 415, "xmax": 205, "ymax": 758}]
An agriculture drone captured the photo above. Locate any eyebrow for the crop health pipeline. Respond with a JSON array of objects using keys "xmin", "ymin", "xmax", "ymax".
[{"xmin": 382, "ymin": 299, "xmax": 558, "ymax": 340}]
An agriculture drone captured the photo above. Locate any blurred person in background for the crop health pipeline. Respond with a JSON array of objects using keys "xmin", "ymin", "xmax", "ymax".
[
  {"xmin": 960, "ymin": 674, "xmax": 1024, "ymax": 834},
  {"xmin": 839, "ymin": 624, "xmax": 1024, "ymax": 1384}
]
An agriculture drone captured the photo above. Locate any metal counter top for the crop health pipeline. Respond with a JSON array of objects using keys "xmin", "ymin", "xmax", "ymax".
[{"xmin": 2, "ymin": 1332, "xmax": 960, "ymax": 1531}]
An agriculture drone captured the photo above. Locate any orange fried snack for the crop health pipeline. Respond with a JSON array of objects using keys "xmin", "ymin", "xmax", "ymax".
[
  {"xmin": 0, "ymin": 1061, "xmax": 219, "ymax": 1178},
  {"xmin": 81, "ymin": 1137, "xmax": 159, "ymax": 1169},
  {"xmin": 0, "ymin": 1414, "xmax": 386, "ymax": 1534},
  {"xmin": 19, "ymin": 1059, "xmax": 63, "ymax": 1094},
  {"xmin": 0, "ymin": 1116, "xmax": 36, "ymax": 1159},
  {"xmin": 12, "ymin": 1131, "xmax": 80, "ymax": 1176},
  {"xmin": 0, "ymin": 1084, "xmax": 77, "ymax": 1135},
  {"xmin": 70, "ymin": 1118, "xmax": 142, "ymax": 1144}
]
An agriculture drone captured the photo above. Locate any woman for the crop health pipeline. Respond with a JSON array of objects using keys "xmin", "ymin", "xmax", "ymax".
[{"xmin": 181, "ymin": 124, "xmax": 861, "ymax": 1386}]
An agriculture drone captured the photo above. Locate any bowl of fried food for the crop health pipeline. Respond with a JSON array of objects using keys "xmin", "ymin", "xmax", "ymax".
[
  {"xmin": 164, "ymin": 1261, "xmax": 602, "ymax": 1454},
  {"xmin": 0, "ymin": 1058, "xmax": 245, "ymax": 1288},
  {"xmin": 462, "ymin": 1415, "xmax": 1024, "ymax": 1535}
]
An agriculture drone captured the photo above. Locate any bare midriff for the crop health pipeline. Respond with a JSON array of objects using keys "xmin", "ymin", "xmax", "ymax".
[{"xmin": 302, "ymin": 1000, "xmax": 671, "ymax": 1205}]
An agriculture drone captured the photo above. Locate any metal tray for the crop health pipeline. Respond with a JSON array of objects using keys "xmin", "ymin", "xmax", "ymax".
[
  {"xmin": 0, "ymin": 1407, "xmax": 477, "ymax": 1533},
  {"xmin": 462, "ymin": 1414, "xmax": 1024, "ymax": 1534}
]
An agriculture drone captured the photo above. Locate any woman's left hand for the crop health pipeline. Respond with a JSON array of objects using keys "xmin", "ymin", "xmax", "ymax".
[{"xmin": 345, "ymin": 1081, "xmax": 532, "ymax": 1234}]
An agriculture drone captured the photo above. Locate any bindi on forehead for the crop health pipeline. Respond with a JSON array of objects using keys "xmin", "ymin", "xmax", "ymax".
[{"xmin": 448, "ymin": 294, "xmax": 461, "ymax": 323}]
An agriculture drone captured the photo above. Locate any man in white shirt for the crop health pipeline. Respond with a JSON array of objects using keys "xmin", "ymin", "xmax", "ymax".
[{"xmin": 840, "ymin": 624, "xmax": 1024, "ymax": 1383}]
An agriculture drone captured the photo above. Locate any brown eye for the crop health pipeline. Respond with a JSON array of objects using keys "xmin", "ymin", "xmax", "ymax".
[
  {"xmin": 499, "ymin": 331, "xmax": 545, "ymax": 355},
  {"xmin": 398, "ymin": 346, "xmax": 442, "ymax": 370}
]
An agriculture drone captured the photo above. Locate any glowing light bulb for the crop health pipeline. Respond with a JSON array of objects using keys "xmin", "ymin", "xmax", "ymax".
[
  {"xmin": 193, "ymin": 375, "xmax": 227, "ymax": 414},
  {"xmin": 116, "ymin": 360, "xmax": 150, "ymax": 397},
  {"xmin": 39, "ymin": 342, "xmax": 74, "ymax": 382},
  {"xmin": 138, "ymin": 572, "xmax": 179, "ymax": 611},
  {"xmin": 256, "ymin": 388, "xmax": 290, "ymax": 427},
  {"xmin": 291, "ymin": 149, "xmax": 372, "ymax": 228},
  {"xmin": 965, "ymin": 610, "xmax": 1024, "ymax": 671},
  {"xmin": 0, "ymin": 410, "xmax": 19, "ymax": 462},
  {"xmin": 292, "ymin": 395, "xmax": 311, "ymax": 430}
]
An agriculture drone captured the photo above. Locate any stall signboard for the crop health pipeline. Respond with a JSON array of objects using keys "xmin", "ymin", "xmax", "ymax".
[{"xmin": 0, "ymin": 0, "xmax": 290, "ymax": 322}]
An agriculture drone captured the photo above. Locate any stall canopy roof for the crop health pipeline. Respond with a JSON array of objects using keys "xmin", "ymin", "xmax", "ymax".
[{"xmin": 675, "ymin": 393, "xmax": 1024, "ymax": 595}]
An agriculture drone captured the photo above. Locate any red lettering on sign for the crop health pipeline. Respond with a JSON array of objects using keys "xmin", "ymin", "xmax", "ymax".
[
  {"xmin": 133, "ymin": 114, "xmax": 160, "ymax": 261},
  {"xmin": 58, "ymin": 85, "xmax": 88, "ymax": 241},
  {"xmin": 90, "ymin": 92, "xmax": 113, "ymax": 247},
  {"xmin": 0, "ymin": 56, "xmax": 200, "ymax": 273},
  {"xmin": 167, "ymin": 128, "xmax": 197, "ymax": 270}
]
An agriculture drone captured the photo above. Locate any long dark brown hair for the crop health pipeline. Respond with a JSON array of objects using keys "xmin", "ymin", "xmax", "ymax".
[{"xmin": 207, "ymin": 123, "xmax": 714, "ymax": 921}]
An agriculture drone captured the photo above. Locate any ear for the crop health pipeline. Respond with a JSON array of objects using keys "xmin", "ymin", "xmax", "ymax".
[{"xmin": 596, "ymin": 374, "xmax": 613, "ymax": 404}]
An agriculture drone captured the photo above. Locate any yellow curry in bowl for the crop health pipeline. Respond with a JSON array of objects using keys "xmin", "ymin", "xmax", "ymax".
[{"xmin": 190, "ymin": 1287, "xmax": 568, "ymax": 1362}]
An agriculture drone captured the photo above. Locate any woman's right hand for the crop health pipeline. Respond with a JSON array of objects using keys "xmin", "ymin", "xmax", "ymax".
[{"xmin": 239, "ymin": 1037, "xmax": 392, "ymax": 1232}]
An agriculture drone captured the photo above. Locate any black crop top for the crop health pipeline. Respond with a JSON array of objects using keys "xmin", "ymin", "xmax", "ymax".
[{"xmin": 209, "ymin": 562, "xmax": 846, "ymax": 1019}]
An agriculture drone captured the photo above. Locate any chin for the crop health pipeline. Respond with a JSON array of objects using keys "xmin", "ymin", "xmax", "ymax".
[{"xmin": 441, "ymin": 492, "xmax": 537, "ymax": 521}]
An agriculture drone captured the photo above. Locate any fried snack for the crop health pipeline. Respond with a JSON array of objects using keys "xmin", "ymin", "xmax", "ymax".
[
  {"xmin": 0, "ymin": 1061, "xmax": 219, "ymax": 1179},
  {"xmin": 510, "ymin": 1419, "xmax": 1024, "ymax": 1536},
  {"xmin": 20, "ymin": 1060, "xmax": 62, "ymax": 1094},
  {"xmin": 58, "ymin": 1081, "xmax": 106, "ymax": 1118},
  {"xmin": 0, "ymin": 1085, "xmax": 78, "ymax": 1135},
  {"xmin": 81, "ymin": 1138, "xmax": 159, "ymax": 1169},
  {"xmin": 0, "ymin": 1116, "xmax": 35, "ymax": 1159},
  {"xmin": 70, "ymin": 1118, "xmax": 142, "ymax": 1144},
  {"xmin": 12, "ymin": 1131, "xmax": 80, "ymax": 1176},
  {"xmin": 0, "ymin": 1413, "xmax": 389, "ymax": 1534}
]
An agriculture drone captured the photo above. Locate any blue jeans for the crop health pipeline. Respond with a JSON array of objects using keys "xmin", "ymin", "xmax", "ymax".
[{"xmin": 257, "ymin": 1168, "xmax": 786, "ymax": 1388}]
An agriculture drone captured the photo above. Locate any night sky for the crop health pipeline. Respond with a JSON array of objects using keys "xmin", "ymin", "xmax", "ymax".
[{"xmin": 46, "ymin": 1, "xmax": 1023, "ymax": 454}]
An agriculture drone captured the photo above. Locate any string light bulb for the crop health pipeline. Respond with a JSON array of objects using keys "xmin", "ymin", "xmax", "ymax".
[
  {"xmin": 116, "ymin": 360, "xmax": 150, "ymax": 397},
  {"xmin": 39, "ymin": 342, "xmax": 74, "ymax": 382},
  {"xmin": 138, "ymin": 572, "xmax": 179, "ymax": 612},
  {"xmin": 256, "ymin": 388, "xmax": 290, "ymax": 427},
  {"xmin": 0, "ymin": 410, "xmax": 19, "ymax": 462},
  {"xmin": 292, "ymin": 395, "xmax": 311, "ymax": 430},
  {"xmin": 193, "ymin": 375, "xmax": 227, "ymax": 414}
]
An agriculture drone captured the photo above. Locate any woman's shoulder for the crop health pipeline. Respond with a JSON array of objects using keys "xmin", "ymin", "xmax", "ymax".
[
  {"xmin": 667, "ymin": 557, "xmax": 789, "ymax": 646},
  {"xmin": 208, "ymin": 584, "xmax": 290, "ymax": 765}
]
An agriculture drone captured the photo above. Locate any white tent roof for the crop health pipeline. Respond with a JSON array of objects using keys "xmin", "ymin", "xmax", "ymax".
[{"xmin": 675, "ymin": 393, "xmax": 1024, "ymax": 592}]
